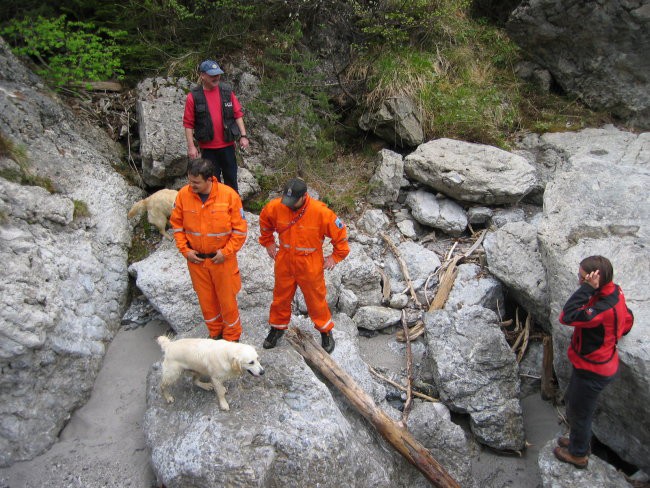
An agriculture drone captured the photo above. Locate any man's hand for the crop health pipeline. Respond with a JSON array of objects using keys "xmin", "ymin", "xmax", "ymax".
[
  {"xmin": 186, "ymin": 250, "xmax": 204, "ymax": 264},
  {"xmin": 187, "ymin": 145, "xmax": 200, "ymax": 160},
  {"xmin": 210, "ymin": 250, "xmax": 225, "ymax": 264},
  {"xmin": 324, "ymin": 255, "xmax": 336, "ymax": 270},
  {"xmin": 266, "ymin": 244, "xmax": 278, "ymax": 260},
  {"xmin": 239, "ymin": 137, "xmax": 250, "ymax": 151}
]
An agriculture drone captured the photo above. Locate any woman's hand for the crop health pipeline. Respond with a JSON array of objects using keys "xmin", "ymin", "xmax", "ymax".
[{"xmin": 583, "ymin": 270, "xmax": 600, "ymax": 289}]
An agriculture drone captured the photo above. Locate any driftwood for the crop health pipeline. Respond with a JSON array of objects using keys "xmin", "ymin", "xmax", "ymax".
[
  {"xmin": 286, "ymin": 328, "xmax": 460, "ymax": 488},
  {"xmin": 400, "ymin": 309, "xmax": 414, "ymax": 423},
  {"xmin": 369, "ymin": 367, "xmax": 439, "ymax": 403},
  {"xmin": 380, "ymin": 233, "xmax": 422, "ymax": 307},
  {"xmin": 541, "ymin": 335, "xmax": 556, "ymax": 401},
  {"xmin": 428, "ymin": 230, "xmax": 487, "ymax": 312},
  {"xmin": 376, "ymin": 266, "xmax": 392, "ymax": 303}
]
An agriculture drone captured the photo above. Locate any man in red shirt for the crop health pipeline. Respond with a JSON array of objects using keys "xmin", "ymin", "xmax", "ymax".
[{"xmin": 183, "ymin": 60, "xmax": 250, "ymax": 193}]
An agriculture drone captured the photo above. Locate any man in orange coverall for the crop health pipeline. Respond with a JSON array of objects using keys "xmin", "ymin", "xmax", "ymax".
[
  {"xmin": 258, "ymin": 178, "xmax": 350, "ymax": 353},
  {"xmin": 170, "ymin": 159, "xmax": 248, "ymax": 341}
]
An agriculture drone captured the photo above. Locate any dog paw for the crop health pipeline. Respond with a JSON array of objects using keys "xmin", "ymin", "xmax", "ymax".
[
  {"xmin": 219, "ymin": 402, "xmax": 230, "ymax": 411},
  {"xmin": 164, "ymin": 396, "xmax": 175, "ymax": 404}
]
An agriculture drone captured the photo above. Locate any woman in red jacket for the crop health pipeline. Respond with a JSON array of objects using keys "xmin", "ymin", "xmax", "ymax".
[{"xmin": 554, "ymin": 256, "xmax": 634, "ymax": 468}]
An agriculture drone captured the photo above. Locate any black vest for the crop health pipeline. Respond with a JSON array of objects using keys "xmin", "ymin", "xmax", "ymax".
[{"xmin": 190, "ymin": 82, "xmax": 238, "ymax": 142}]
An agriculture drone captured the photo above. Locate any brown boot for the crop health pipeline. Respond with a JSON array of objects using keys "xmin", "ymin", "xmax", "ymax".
[
  {"xmin": 557, "ymin": 436, "xmax": 590, "ymax": 454},
  {"xmin": 553, "ymin": 446, "xmax": 588, "ymax": 469}
]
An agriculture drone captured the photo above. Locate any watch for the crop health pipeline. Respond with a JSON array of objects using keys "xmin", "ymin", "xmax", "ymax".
[{"xmin": 241, "ymin": 134, "xmax": 248, "ymax": 138}]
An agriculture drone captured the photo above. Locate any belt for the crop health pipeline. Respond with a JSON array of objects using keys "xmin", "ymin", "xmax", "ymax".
[{"xmin": 196, "ymin": 253, "xmax": 217, "ymax": 259}]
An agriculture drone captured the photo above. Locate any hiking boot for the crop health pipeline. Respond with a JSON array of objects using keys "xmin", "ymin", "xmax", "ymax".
[
  {"xmin": 263, "ymin": 328, "xmax": 285, "ymax": 349},
  {"xmin": 553, "ymin": 446, "xmax": 588, "ymax": 469},
  {"xmin": 557, "ymin": 436, "xmax": 591, "ymax": 454},
  {"xmin": 208, "ymin": 334, "xmax": 222, "ymax": 340},
  {"xmin": 321, "ymin": 332, "xmax": 335, "ymax": 354}
]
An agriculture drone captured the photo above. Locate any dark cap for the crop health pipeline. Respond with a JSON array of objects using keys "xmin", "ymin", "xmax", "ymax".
[
  {"xmin": 281, "ymin": 178, "xmax": 307, "ymax": 207},
  {"xmin": 199, "ymin": 60, "xmax": 224, "ymax": 76}
]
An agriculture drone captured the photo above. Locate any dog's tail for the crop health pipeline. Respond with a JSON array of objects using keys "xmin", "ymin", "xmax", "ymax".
[
  {"xmin": 127, "ymin": 198, "xmax": 147, "ymax": 219},
  {"xmin": 156, "ymin": 335, "xmax": 172, "ymax": 352}
]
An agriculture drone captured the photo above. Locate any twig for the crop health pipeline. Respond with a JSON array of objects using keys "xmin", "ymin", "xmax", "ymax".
[
  {"xmin": 400, "ymin": 309, "xmax": 414, "ymax": 424},
  {"xmin": 423, "ymin": 272, "xmax": 437, "ymax": 308},
  {"xmin": 376, "ymin": 266, "xmax": 391, "ymax": 303},
  {"xmin": 516, "ymin": 314, "xmax": 531, "ymax": 363},
  {"xmin": 380, "ymin": 233, "xmax": 421, "ymax": 307},
  {"xmin": 369, "ymin": 366, "xmax": 439, "ymax": 403}
]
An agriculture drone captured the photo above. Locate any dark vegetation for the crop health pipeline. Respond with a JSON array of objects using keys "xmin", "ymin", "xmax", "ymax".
[{"xmin": 0, "ymin": 0, "xmax": 611, "ymax": 212}]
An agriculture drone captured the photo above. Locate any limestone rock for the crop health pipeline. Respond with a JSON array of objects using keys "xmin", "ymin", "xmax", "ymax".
[{"xmin": 404, "ymin": 138, "xmax": 537, "ymax": 204}]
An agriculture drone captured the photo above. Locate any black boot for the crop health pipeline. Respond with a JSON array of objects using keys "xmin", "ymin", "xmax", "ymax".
[
  {"xmin": 263, "ymin": 328, "xmax": 285, "ymax": 349},
  {"xmin": 321, "ymin": 331, "xmax": 335, "ymax": 354}
]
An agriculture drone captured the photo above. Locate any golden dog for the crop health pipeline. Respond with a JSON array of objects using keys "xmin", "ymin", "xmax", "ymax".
[
  {"xmin": 128, "ymin": 189, "xmax": 178, "ymax": 239},
  {"xmin": 156, "ymin": 336, "xmax": 265, "ymax": 411}
]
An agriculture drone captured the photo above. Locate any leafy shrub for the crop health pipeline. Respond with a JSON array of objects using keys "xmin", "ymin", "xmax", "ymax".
[{"xmin": 1, "ymin": 15, "xmax": 127, "ymax": 88}]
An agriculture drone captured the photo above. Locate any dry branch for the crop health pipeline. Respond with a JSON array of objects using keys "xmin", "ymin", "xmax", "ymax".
[
  {"xmin": 541, "ymin": 335, "xmax": 556, "ymax": 401},
  {"xmin": 286, "ymin": 328, "xmax": 460, "ymax": 488},
  {"xmin": 380, "ymin": 233, "xmax": 421, "ymax": 307},
  {"xmin": 400, "ymin": 310, "xmax": 414, "ymax": 423}
]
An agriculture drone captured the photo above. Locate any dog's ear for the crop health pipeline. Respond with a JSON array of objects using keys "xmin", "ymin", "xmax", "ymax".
[{"xmin": 231, "ymin": 357, "xmax": 242, "ymax": 374}]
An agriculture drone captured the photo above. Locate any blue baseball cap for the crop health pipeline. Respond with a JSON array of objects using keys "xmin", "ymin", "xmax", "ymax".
[{"xmin": 199, "ymin": 60, "xmax": 224, "ymax": 76}]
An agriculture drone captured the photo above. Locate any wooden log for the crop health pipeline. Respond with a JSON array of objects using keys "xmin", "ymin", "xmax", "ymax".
[
  {"xmin": 286, "ymin": 328, "xmax": 460, "ymax": 488},
  {"xmin": 541, "ymin": 335, "xmax": 556, "ymax": 401}
]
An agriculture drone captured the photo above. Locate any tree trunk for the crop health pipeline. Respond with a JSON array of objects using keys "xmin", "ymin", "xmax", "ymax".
[{"xmin": 286, "ymin": 328, "xmax": 460, "ymax": 488}]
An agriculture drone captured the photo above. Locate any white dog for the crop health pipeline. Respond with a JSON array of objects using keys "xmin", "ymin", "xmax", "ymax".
[
  {"xmin": 128, "ymin": 189, "xmax": 178, "ymax": 239},
  {"xmin": 156, "ymin": 336, "xmax": 264, "ymax": 411}
]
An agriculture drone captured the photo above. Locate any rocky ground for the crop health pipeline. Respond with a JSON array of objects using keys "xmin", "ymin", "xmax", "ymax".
[{"xmin": 0, "ymin": 311, "xmax": 560, "ymax": 488}]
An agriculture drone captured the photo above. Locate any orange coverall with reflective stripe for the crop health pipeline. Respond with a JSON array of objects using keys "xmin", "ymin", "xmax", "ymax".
[
  {"xmin": 258, "ymin": 194, "xmax": 349, "ymax": 333},
  {"xmin": 170, "ymin": 177, "xmax": 247, "ymax": 340}
]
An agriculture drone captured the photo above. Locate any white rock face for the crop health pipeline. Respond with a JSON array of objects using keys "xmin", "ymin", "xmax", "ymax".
[{"xmin": 404, "ymin": 138, "xmax": 537, "ymax": 204}]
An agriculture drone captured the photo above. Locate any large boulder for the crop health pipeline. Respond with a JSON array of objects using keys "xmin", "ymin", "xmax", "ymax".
[
  {"xmin": 144, "ymin": 311, "xmax": 447, "ymax": 487},
  {"xmin": 484, "ymin": 221, "xmax": 550, "ymax": 328},
  {"xmin": 367, "ymin": 149, "xmax": 405, "ymax": 206},
  {"xmin": 424, "ymin": 307, "xmax": 525, "ymax": 451},
  {"xmin": 537, "ymin": 127, "xmax": 650, "ymax": 471},
  {"xmin": 404, "ymin": 138, "xmax": 537, "ymax": 204},
  {"xmin": 136, "ymin": 77, "xmax": 191, "ymax": 187},
  {"xmin": 405, "ymin": 190, "xmax": 468, "ymax": 236},
  {"xmin": 538, "ymin": 439, "xmax": 631, "ymax": 488},
  {"xmin": 359, "ymin": 96, "xmax": 424, "ymax": 148},
  {"xmin": 507, "ymin": 0, "xmax": 650, "ymax": 129},
  {"xmin": 0, "ymin": 38, "xmax": 134, "ymax": 465}
]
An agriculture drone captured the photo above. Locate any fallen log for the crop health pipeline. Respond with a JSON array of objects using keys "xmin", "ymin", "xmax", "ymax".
[{"xmin": 286, "ymin": 327, "xmax": 460, "ymax": 488}]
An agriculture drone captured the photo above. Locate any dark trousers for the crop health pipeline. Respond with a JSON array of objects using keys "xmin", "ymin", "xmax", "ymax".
[
  {"xmin": 202, "ymin": 145, "xmax": 238, "ymax": 193},
  {"xmin": 565, "ymin": 367, "xmax": 615, "ymax": 456}
]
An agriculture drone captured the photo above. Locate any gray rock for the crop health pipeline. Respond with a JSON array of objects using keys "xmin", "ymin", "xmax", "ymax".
[
  {"xmin": 538, "ymin": 127, "xmax": 650, "ymax": 471},
  {"xmin": 484, "ymin": 221, "xmax": 549, "ymax": 328},
  {"xmin": 445, "ymin": 263, "xmax": 504, "ymax": 314},
  {"xmin": 384, "ymin": 240, "xmax": 442, "ymax": 294},
  {"xmin": 0, "ymin": 38, "xmax": 133, "ymax": 465},
  {"xmin": 405, "ymin": 190, "xmax": 468, "ymax": 236},
  {"xmin": 396, "ymin": 219, "xmax": 418, "ymax": 239},
  {"xmin": 389, "ymin": 293, "xmax": 409, "ymax": 310},
  {"xmin": 404, "ymin": 138, "xmax": 537, "ymax": 204},
  {"xmin": 490, "ymin": 207, "xmax": 526, "ymax": 228},
  {"xmin": 359, "ymin": 96, "xmax": 424, "ymax": 148},
  {"xmin": 507, "ymin": 1, "xmax": 650, "ymax": 129},
  {"xmin": 467, "ymin": 206, "xmax": 493, "ymax": 225},
  {"xmin": 144, "ymin": 310, "xmax": 431, "ymax": 487},
  {"xmin": 514, "ymin": 61, "xmax": 552, "ymax": 92},
  {"xmin": 368, "ymin": 149, "xmax": 405, "ymax": 206},
  {"xmin": 406, "ymin": 401, "xmax": 476, "ymax": 488},
  {"xmin": 357, "ymin": 208, "xmax": 390, "ymax": 236},
  {"xmin": 136, "ymin": 77, "xmax": 191, "ymax": 187},
  {"xmin": 518, "ymin": 341, "xmax": 543, "ymax": 398},
  {"xmin": 335, "ymin": 242, "xmax": 383, "ymax": 307},
  {"xmin": 424, "ymin": 307, "xmax": 525, "ymax": 451},
  {"xmin": 353, "ymin": 306, "xmax": 403, "ymax": 331},
  {"xmin": 538, "ymin": 439, "xmax": 631, "ymax": 488}
]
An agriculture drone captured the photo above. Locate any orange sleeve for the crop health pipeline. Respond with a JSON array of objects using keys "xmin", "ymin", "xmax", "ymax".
[
  {"xmin": 220, "ymin": 192, "xmax": 248, "ymax": 257},
  {"xmin": 323, "ymin": 207, "xmax": 349, "ymax": 263},
  {"xmin": 258, "ymin": 200, "xmax": 277, "ymax": 247},
  {"xmin": 170, "ymin": 189, "xmax": 191, "ymax": 256}
]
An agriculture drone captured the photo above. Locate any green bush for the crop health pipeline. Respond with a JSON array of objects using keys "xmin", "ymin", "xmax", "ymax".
[{"xmin": 1, "ymin": 15, "xmax": 127, "ymax": 88}]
